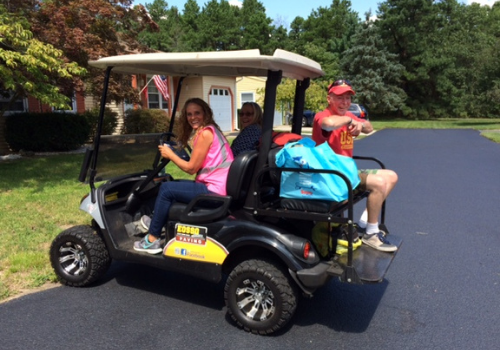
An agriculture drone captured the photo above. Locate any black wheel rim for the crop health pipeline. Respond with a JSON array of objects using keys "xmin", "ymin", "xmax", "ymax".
[
  {"xmin": 235, "ymin": 277, "xmax": 276, "ymax": 321},
  {"xmin": 58, "ymin": 241, "xmax": 89, "ymax": 277}
]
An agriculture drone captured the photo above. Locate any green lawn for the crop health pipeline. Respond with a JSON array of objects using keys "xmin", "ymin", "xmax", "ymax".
[
  {"xmin": 0, "ymin": 154, "xmax": 191, "ymax": 301},
  {"xmin": 371, "ymin": 118, "xmax": 500, "ymax": 130},
  {"xmin": 0, "ymin": 119, "xmax": 499, "ymax": 301}
]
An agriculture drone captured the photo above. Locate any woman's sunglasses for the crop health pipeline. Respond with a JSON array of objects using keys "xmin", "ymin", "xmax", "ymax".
[{"xmin": 239, "ymin": 111, "xmax": 254, "ymax": 117}]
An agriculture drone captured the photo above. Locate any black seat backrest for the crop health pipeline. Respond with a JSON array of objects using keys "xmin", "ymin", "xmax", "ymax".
[
  {"xmin": 226, "ymin": 150, "xmax": 258, "ymax": 208},
  {"xmin": 267, "ymin": 146, "xmax": 282, "ymax": 187}
]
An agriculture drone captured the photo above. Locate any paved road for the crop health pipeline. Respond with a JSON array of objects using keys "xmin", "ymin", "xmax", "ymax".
[{"xmin": 1, "ymin": 129, "xmax": 499, "ymax": 350}]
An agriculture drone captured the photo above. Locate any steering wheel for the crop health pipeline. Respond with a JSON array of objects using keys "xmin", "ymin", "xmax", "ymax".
[
  {"xmin": 159, "ymin": 132, "xmax": 191, "ymax": 162},
  {"xmin": 126, "ymin": 133, "xmax": 191, "ymax": 213}
]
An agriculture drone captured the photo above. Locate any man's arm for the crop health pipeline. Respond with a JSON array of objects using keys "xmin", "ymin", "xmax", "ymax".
[
  {"xmin": 320, "ymin": 115, "xmax": 353, "ymax": 131},
  {"xmin": 319, "ymin": 113, "xmax": 374, "ymax": 136},
  {"xmin": 355, "ymin": 118, "xmax": 373, "ymax": 134}
]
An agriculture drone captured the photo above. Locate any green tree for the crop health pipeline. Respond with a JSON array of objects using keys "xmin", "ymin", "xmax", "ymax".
[
  {"xmin": 181, "ymin": 0, "xmax": 203, "ymax": 51},
  {"xmin": 377, "ymin": 0, "xmax": 500, "ymax": 118},
  {"xmin": 0, "ymin": 5, "xmax": 86, "ymax": 154},
  {"xmin": 239, "ymin": 0, "xmax": 274, "ymax": 54},
  {"xmin": 31, "ymin": 0, "xmax": 158, "ymax": 103},
  {"xmin": 287, "ymin": 16, "xmax": 306, "ymax": 53},
  {"xmin": 286, "ymin": 1, "xmax": 360, "ymax": 83},
  {"xmin": 449, "ymin": 2, "xmax": 500, "ymax": 117},
  {"xmin": 196, "ymin": 0, "xmax": 241, "ymax": 51},
  {"xmin": 377, "ymin": 0, "xmax": 439, "ymax": 118},
  {"xmin": 268, "ymin": 24, "xmax": 291, "ymax": 54},
  {"xmin": 340, "ymin": 14, "xmax": 407, "ymax": 116},
  {"xmin": 271, "ymin": 79, "xmax": 329, "ymax": 114},
  {"xmin": 140, "ymin": 0, "xmax": 187, "ymax": 52},
  {"xmin": 302, "ymin": 42, "xmax": 340, "ymax": 83},
  {"xmin": 299, "ymin": 0, "xmax": 359, "ymax": 54}
]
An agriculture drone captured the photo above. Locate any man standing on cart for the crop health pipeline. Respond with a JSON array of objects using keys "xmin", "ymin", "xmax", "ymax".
[{"xmin": 312, "ymin": 80, "xmax": 398, "ymax": 252}]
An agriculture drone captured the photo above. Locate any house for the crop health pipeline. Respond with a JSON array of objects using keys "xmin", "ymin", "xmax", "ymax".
[
  {"xmin": 1, "ymin": 72, "xmax": 290, "ymax": 154},
  {"xmin": 167, "ymin": 76, "xmax": 237, "ymax": 132},
  {"xmin": 235, "ymin": 76, "xmax": 286, "ymax": 128}
]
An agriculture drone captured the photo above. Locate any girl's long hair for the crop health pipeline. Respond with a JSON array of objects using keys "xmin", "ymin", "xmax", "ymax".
[{"xmin": 175, "ymin": 98, "xmax": 223, "ymax": 147}]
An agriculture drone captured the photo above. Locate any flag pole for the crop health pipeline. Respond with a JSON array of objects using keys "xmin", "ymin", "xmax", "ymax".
[{"xmin": 139, "ymin": 76, "xmax": 155, "ymax": 95}]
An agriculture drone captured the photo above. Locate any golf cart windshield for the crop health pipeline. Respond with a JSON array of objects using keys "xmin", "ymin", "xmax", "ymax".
[
  {"xmin": 85, "ymin": 49, "xmax": 324, "ymax": 184},
  {"xmin": 92, "ymin": 133, "xmax": 162, "ymax": 182}
]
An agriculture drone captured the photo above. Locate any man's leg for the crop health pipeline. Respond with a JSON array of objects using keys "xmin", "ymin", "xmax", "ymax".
[
  {"xmin": 377, "ymin": 169, "xmax": 398, "ymax": 199},
  {"xmin": 364, "ymin": 172, "xmax": 387, "ymax": 227},
  {"xmin": 358, "ymin": 169, "xmax": 398, "ymax": 228},
  {"xmin": 357, "ymin": 170, "xmax": 398, "ymax": 252}
]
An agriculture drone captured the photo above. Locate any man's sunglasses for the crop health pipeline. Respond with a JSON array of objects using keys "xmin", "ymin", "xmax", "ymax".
[{"xmin": 328, "ymin": 79, "xmax": 352, "ymax": 91}]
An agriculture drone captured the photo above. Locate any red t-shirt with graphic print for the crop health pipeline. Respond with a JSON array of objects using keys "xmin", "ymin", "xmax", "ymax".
[{"xmin": 312, "ymin": 107, "xmax": 362, "ymax": 157}]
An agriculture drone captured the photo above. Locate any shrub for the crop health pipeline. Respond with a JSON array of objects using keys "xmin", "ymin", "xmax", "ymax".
[
  {"xmin": 123, "ymin": 109, "xmax": 170, "ymax": 134},
  {"xmin": 5, "ymin": 112, "xmax": 91, "ymax": 152},
  {"xmin": 81, "ymin": 107, "xmax": 119, "ymax": 139}
]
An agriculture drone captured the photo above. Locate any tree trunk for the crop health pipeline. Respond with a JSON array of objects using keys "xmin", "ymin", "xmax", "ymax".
[{"xmin": 0, "ymin": 117, "xmax": 11, "ymax": 155}]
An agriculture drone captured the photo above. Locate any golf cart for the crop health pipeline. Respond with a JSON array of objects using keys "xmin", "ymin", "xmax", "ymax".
[{"xmin": 50, "ymin": 49, "xmax": 402, "ymax": 335}]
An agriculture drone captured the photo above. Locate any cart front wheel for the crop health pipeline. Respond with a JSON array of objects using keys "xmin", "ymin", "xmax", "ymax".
[{"xmin": 50, "ymin": 225, "xmax": 110, "ymax": 287}]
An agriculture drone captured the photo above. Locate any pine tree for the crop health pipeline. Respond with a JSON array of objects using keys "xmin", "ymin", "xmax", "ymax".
[{"xmin": 340, "ymin": 14, "xmax": 407, "ymax": 116}]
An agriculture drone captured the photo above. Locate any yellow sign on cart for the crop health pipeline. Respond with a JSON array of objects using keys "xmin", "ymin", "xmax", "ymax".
[{"xmin": 163, "ymin": 223, "xmax": 229, "ymax": 264}]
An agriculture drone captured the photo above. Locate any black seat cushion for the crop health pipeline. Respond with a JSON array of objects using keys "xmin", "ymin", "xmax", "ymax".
[{"xmin": 280, "ymin": 198, "xmax": 342, "ymax": 213}]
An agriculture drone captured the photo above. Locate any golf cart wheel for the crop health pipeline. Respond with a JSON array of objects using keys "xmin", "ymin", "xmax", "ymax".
[
  {"xmin": 50, "ymin": 225, "xmax": 111, "ymax": 287},
  {"xmin": 224, "ymin": 259, "xmax": 298, "ymax": 335}
]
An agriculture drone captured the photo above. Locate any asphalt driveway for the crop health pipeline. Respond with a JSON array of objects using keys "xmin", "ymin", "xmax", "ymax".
[{"xmin": 1, "ymin": 129, "xmax": 499, "ymax": 350}]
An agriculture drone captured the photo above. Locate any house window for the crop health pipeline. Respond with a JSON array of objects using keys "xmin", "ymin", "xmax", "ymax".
[
  {"xmin": 148, "ymin": 78, "xmax": 168, "ymax": 110},
  {"xmin": 211, "ymin": 88, "xmax": 229, "ymax": 96},
  {"xmin": 53, "ymin": 92, "xmax": 77, "ymax": 113},
  {"xmin": 0, "ymin": 91, "xmax": 26, "ymax": 115},
  {"xmin": 240, "ymin": 92, "xmax": 254, "ymax": 106}
]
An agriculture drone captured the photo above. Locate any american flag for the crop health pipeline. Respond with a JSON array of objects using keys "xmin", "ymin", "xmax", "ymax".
[{"xmin": 153, "ymin": 75, "xmax": 170, "ymax": 101}]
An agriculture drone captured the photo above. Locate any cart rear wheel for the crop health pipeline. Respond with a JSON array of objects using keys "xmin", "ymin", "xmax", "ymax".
[
  {"xmin": 224, "ymin": 259, "xmax": 298, "ymax": 335},
  {"xmin": 50, "ymin": 225, "xmax": 110, "ymax": 287}
]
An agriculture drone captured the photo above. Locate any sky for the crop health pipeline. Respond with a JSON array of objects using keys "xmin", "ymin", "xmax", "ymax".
[{"xmin": 134, "ymin": 0, "xmax": 498, "ymax": 27}]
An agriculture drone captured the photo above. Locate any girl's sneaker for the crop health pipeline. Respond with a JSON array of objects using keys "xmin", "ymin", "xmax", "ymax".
[
  {"xmin": 140, "ymin": 215, "xmax": 152, "ymax": 231},
  {"xmin": 133, "ymin": 234, "xmax": 163, "ymax": 254},
  {"xmin": 140, "ymin": 215, "xmax": 165, "ymax": 233}
]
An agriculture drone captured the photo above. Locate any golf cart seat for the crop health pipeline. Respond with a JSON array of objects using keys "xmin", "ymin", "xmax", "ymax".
[{"xmin": 167, "ymin": 150, "xmax": 258, "ymax": 224}]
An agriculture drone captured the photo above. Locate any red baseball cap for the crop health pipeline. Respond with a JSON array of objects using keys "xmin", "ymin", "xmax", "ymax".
[{"xmin": 328, "ymin": 79, "xmax": 355, "ymax": 95}]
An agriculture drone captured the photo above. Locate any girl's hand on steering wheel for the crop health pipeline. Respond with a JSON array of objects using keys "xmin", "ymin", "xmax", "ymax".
[{"xmin": 158, "ymin": 144, "xmax": 175, "ymax": 160}]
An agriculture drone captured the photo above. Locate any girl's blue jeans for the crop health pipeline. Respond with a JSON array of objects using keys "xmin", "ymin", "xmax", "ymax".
[{"xmin": 149, "ymin": 180, "xmax": 211, "ymax": 238}]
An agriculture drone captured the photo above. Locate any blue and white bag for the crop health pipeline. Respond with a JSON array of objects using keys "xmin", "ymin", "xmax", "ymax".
[{"xmin": 275, "ymin": 138, "xmax": 360, "ymax": 202}]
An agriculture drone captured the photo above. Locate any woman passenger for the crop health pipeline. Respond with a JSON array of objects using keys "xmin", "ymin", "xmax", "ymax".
[{"xmin": 231, "ymin": 102, "xmax": 263, "ymax": 156}]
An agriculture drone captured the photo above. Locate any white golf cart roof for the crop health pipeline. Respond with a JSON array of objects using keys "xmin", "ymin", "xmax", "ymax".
[{"xmin": 89, "ymin": 49, "xmax": 324, "ymax": 81}]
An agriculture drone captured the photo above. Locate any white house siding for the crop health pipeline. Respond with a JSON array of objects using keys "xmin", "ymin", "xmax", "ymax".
[
  {"xmin": 236, "ymin": 76, "xmax": 266, "ymax": 107},
  {"xmin": 235, "ymin": 76, "xmax": 284, "ymax": 128},
  {"xmin": 84, "ymin": 93, "xmax": 124, "ymax": 135}
]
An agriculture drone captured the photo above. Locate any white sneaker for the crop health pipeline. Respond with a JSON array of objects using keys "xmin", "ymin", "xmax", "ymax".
[{"xmin": 362, "ymin": 232, "xmax": 397, "ymax": 252}]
